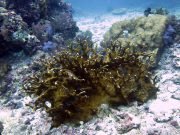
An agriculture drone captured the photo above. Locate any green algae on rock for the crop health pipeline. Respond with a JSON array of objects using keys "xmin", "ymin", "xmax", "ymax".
[
  {"xmin": 24, "ymin": 37, "xmax": 157, "ymax": 127},
  {"xmin": 101, "ymin": 15, "xmax": 169, "ymax": 67}
]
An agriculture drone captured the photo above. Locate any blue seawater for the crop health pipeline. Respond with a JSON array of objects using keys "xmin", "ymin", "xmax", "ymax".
[{"xmin": 67, "ymin": 0, "xmax": 180, "ymax": 16}]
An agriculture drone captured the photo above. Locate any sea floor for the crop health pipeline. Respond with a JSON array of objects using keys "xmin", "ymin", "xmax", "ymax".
[
  {"xmin": 75, "ymin": 12, "xmax": 143, "ymax": 45},
  {"xmin": 0, "ymin": 11, "xmax": 180, "ymax": 135}
]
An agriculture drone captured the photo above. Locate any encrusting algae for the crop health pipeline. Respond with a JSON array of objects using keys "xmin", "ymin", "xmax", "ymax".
[{"xmin": 24, "ymin": 36, "xmax": 157, "ymax": 127}]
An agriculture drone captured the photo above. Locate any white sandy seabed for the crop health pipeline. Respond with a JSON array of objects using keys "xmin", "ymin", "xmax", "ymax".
[
  {"xmin": 0, "ymin": 12, "xmax": 180, "ymax": 135},
  {"xmin": 75, "ymin": 12, "xmax": 143, "ymax": 45}
]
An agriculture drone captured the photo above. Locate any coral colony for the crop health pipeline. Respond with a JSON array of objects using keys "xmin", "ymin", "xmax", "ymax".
[
  {"xmin": 1, "ymin": 0, "xmax": 180, "ymax": 131},
  {"xmin": 24, "ymin": 35, "xmax": 158, "ymax": 127}
]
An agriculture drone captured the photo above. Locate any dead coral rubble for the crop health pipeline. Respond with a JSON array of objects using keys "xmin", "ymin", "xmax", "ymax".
[{"xmin": 24, "ymin": 38, "xmax": 157, "ymax": 127}]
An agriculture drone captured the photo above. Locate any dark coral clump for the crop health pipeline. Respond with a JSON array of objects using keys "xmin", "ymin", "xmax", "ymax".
[
  {"xmin": 169, "ymin": 16, "xmax": 180, "ymax": 43},
  {"xmin": 0, "ymin": 121, "xmax": 3, "ymax": 135},
  {"xmin": 24, "ymin": 39, "xmax": 157, "ymax": 127},
  {"xmin": 0, "ymin": 0, "xmax": 78, "ymax": 56},
  {"xmin": 6, "ymin": 0, "xmax": 78, "ymax": 39},
  {"xmin": 144, "ymin": 7, "xmax": 169, "ymax": 17},
  {"xmin": 0, "ymin": 60, "xmax": 11, "ymax": 95}
]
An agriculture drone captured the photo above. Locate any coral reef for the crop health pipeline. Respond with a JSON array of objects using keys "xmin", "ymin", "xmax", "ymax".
[
  {"xmin": 0, "ymin": 6, "xmax": 40, "ymax": 55},
  {"xmin": 42, "ymin": 41, "xmax": 56, "ymax": 52},
  {"xmin": 163, "ymin": 25, "xmax": 176, "ymax": 46},
  {"xmin": 50, "ymin": 12, "xmax": 78, "ymax": 39},
  {"xmin": 0, "ymin": 8, "xmax": 179, "ymax": 134},
  {"xmin": 144, "ymin": 7, "xmax": 169, "ymax": 17},
  {"xmin": 0, "ymin": 7, "xmax": 36, "ymax": 55},
  {"xmin": 0, "ymin": 0, "xmax": 78, "ymax": 56},
  {"xmin": 24, "ymin": 37, "xmax": 157, "ymax": 127},
  {"xmin": 6, "ymin": 0, "xmax": 41, "ymax": 25},
  {"xmin": 144, "ymin": 8, "xmax": 152, "ymax": 17},
  {"xmin": 32, "ymin": 20, "xmax": 53, "ymax": 43},
  {"xmin": 101, "ymin": 15, "xmax": 169, "ymax": 67},
  {"xmin": 5, "ymin": 0, "xmax": 72, "ymax": 25},
  {"xmin": 154, "ymin": 8, "xmax": 169, "ymax": 15},
  {"xmin": 6, "ymin": 0, "xmax": 78, "ymax": 39}
]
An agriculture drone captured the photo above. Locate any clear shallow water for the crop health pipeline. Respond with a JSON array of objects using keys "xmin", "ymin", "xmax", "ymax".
[{"xmin": 67, "ymin": 0, "xmax": 180, "ymax": 15}]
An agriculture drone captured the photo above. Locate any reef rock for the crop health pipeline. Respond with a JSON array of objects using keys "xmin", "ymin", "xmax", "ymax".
[
  {"xmin": 50, "ymin": 12, "xmax": 78, "ymax": 40},
  {"xmin": 101, "ymin": 15, "xmax": 169, "ymax": 67},
  {"xmin": 0, "ymin": 7, "xmax": 39, "ymax": 56},
  {"xmin": 0, "ymin": 60, "xmax": 10, "ymax": 95},
  {"xmin": 0, "ymin": 0, "xmax": 78, "ymax": 56},
  {"xmin": 6, "ymin": 0, "xmax": 78, "ymax": 39}
]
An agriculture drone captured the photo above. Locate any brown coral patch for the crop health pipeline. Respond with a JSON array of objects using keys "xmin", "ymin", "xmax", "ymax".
[{"xmin": 24, "ymin": 39, "xmax": 157, "ymax": 127}]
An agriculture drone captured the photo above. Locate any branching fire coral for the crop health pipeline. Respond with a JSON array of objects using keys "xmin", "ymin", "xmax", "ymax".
[{"xmin": 24, "ymin": 38, "xmax": 157, "ymax": 127}]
